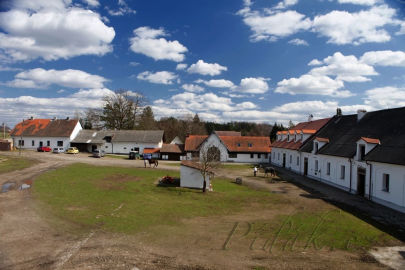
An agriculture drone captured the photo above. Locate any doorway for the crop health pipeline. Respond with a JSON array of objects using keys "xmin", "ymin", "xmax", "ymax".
[
  {"xmin": 91, "ymin": 145, "xmax": 97, "ymax": 152},
  {"xmin": 304, "ymin": 158, "xmax": 308, "ymax": 176},
  {"xmin": 39, "ymin": 141, "xmax": 43, "ymax": 147},
  {"xmin": 282, "ymin": 153, "xmax": 286, "ymax": 168},
  {"xmin": 357, "ymin": 167, "xmax": 366, "ymax": 196}
]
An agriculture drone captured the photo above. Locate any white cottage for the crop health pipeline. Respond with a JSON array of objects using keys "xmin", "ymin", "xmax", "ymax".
[
  {"xmin": 10, "ymin": 118, "xmax": 82, "ymax": 150},
  {"xmin": 185, "ymin": 131, "xmax": 271, "ymax": 163}
]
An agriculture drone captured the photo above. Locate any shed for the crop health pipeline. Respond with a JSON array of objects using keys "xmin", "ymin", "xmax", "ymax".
[
  {"xmin": 0, "ymin": 139, "xmax": 11, "ymax": 151},
  {"xmin": 180, "ymin": 161, "xmax": 212, "ymax": 190}
]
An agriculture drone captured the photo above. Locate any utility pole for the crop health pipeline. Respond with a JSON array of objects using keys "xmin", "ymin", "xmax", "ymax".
[
  {"xmin": 19, "ymin": 119, "xmax": 24, "ymax": 156},
  {"xmin": 2, "ymin": 122, "xmax": 5, "ymax": 139}
]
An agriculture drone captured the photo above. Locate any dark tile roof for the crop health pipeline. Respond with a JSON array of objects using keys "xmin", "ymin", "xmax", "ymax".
[
  {"xmin": 71, "ymin": 130, "xmax": 164, "ymax": 144},
  {"xmin": 300, "ymin": 107, "xmax": 405, "ymax": 166},
  {"xmin": 160, "ymin": 143, "xmax": 184, "ymax": 154},
  {"xmin": 11, "ymin": 119, "xmax": 79, "ymax": 137}
]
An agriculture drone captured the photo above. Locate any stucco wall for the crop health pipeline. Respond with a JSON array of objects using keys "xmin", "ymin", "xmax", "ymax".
[
  {"xmin": 102, "ymin": 142, "xmax": 162, "ymax": 154},
  {"xmin": 180, "ymin": 165, "xmax": 210, "ymax": 189},
  {"xmin": 13, "ymin": 136, "xmax": 71, "ymax": 150}
]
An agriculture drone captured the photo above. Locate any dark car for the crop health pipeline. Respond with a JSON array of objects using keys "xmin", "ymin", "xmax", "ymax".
[
  {"xmin": 92, "ymin": 149, "xmax": 105, "ymax": 158},
  {"xmin": 37, "ymin": 146, "xmax": 52, "ymax": 152}
]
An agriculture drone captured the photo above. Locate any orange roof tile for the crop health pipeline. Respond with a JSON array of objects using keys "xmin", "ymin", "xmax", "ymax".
[
  {"xmin": 218, "ymin": 136, "xmax": 271, "ymax": 153},
  {"xmin": 10, "ymin": 119, "xmax": 78, "ymax": 137},
  {"xmin": 360, "ymin": 137, "xmax": 380, "ymax": 144},
  {"xmin": 184, "ymin": 135, "xmax": 208, "ymax": 151},
  {"xmin": 315, "ymin": 137, "xmax": 330, "ymax": 143},
  {"xmin": 160, "ymin": 144, "xmax": 184, "ymax": 153},
  {"xmin": 281, "ymin": 131, "xmax": 288, "ymax": 134},
  {"xmin": 143, "ymin": 148, "xmax": 160, "ymax": 154},
  {"xmin": 301, "ymin": 129, "xmax": 317, "ymax": 134}
]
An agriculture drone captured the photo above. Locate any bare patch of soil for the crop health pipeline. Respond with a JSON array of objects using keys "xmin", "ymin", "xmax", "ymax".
[{"xmin": 95, "ymin": 174, "xmax": 141, "ymax": 190}]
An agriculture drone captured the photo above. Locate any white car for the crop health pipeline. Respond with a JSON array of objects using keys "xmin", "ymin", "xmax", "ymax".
[{"xmin": 53, "ymin": 147, "xmax": 65, "ymax": 153}]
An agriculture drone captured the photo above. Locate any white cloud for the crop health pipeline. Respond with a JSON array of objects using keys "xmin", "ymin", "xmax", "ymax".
[
  {"xmin": 275, "ymin": 74, "xmax": 353, "ymax": 97},
  {"xmin": 7, "ymin": 68, "xmax": 107, "ymax": 89},
  {"xmin": 0, "ymin": 0, "xmax": 115, "ymax": 62},
  {"xmin": 364, "ymin": 86, "xmax": 405, "ymax": 109},
  {"xmin": 237, "ymin": 101, "xmax": 257, "ymax": 109},
  {"xmin": 239, "ymin": 5, "xmax": 311, "ymax": 42},
  {"xmin": 176, "ymin": 63, "xmax": 188, "ymax": 70},
  {"xmin": 82, "ymin": 0, "xmax": 99, "ymax": 7},
  {"xmin": 288, "ymin": 38, "xmax": 309, "ymax": 46},
  {"xmin": 233, "ymin": 77, "xmax": 269, "ymax": 94},
  {"xmin": 360, "ymin": 50, "xmax": 405, "ymax": 67},
  {"xmin": 106, "ymin": 0, "xmax": 136, "ymax": 16},
  {"xmin": 187, "ymin": 60, "xmax": 227, "ymax": 76},
  {"xmin": 182, "ymin": 84, "xmax": 204, "ymax": 92},
  {"xmin": 337, "ymin": 0, "xmax": 381, "ymax": 6},
  {"xmin": 310, "ymin": 52, "xmax": 378, "ymax": 82},
  {"xmin": 137, "ymin": 71, "xmax": 178, "ymax": 85},
  {"xmin": 129, "ymin": 61, "xmax": 140, "ymax": 66},
  {"xmin": 274, "ymin": 0, "xmax": 299, "ymax": 10},
  {"xmin": 196, "ymin": 79, "xmax": 235, "ymax": 88},
  {"xmin": 308, "ymin": 59, "xmax": 322, "ymax": 66},
  {"xmin": 312, "ymin": 5, "xmax": 398, "ymax": 45},
  {"xmin": 129, "ymin": 26, "xmax": 187, "ymax": 62}
]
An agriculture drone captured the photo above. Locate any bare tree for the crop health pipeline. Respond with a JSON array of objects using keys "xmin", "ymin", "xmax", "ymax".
[
  {"xmin": 83, "ymin": 108, "xmax": 103, "ymax": 130},
  {"xmin": 101, "ymin": 90, "xmax": 145, "ymax": 130},
  {"xmin": 195, "ymin": 144, "xmax": 221, "ymax": 192}
]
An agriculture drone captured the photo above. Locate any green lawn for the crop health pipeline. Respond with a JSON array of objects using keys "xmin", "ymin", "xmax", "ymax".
[
  {"xmin": 0, "ymin": 154, "xmax": 38, "ymax": 174},
  {"xmin": 33, "ymin": 163, "xmax": 280, "ymax": 234},
  {"xmin": 221, "ymin": 163, "xmax": 254, "ymax": 170},
  {"xmin": 105, "ymin": 154, "xmax": 129, "ymax": 160}
]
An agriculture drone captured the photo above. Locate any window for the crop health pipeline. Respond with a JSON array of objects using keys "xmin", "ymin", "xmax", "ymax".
[
  {"xmin": 236, "ymin": 143, "xmax": 241, "ymax": 147},
  {"xmin": 250, "ymin": 153, "xmax": 254, "ymax": 159},
  {"xmin": 340, "ymin": 165, "xmax": 345, "ymax": 179},
  {"xmin": 32, "ymin": 140, "xmax": 35, "ymax": 146},
  {"xmin": 229, "ymin": 153, "xmax": 237, "ymax": 158},
  {"xmin": 327, "ymin": 162, "xmax": 331, "ymax": 175},
  {"xmin": 105, "ymin": 136, "xmax": 112, "ymax": 143},
  {"xmin": 294, "ymin": 135, "xmax": 297, "ymax": 141},
  {"xmin": 57, "ymin": 141, "xmax": 63, "ymax": 147},
  {"xmin": 382, "ymin": 174, "xmax": 390, "ymax": 192},
  {"xmin": 289, "ymin": 155, "xmax": 292, "ymax": 164},
  {"xmin": 287, "ymin": 135, "xmax": 290, "ymax": 141},
  {"xmin": 264, "ymin": 154, "xmax": 268, "ymax": 159},
  {"xmin": 105, "ymin": 146, "xmax": 108, "ymax": 148},
  {"xmin": 18, "ymin": 140, "xmax": 24, "ymax": 146},
  {"xmin": 296, "ymin": 156, "xmax": 299, "ymax": 166},
  {"xmin": 123, "ymin": 147, "xmax": 127, "ymax": 150},
  {"xmin": 258, "ymin": 153, "xmax": 261, "ymax": 158},
  {"xmin": 278, "ymin": 153, "xmax": 280, "ymax": 160},
  {"xmin": 301, "ymin": 134, "xmax": 303, "ymax": 141},
  {"xmin": 315, "ymin": 160, "xmax": 318, "ymax": 171},
  {"xmin": 47, "ymin": 140, "xmax": 50, "ymax": 146},
  {"xmin": 248, "ymin": 143, "xmax": 253, "ymax": 147},
  {"xmin": 359, "ymin": 144, "xmax": 366, "ymax": 160},
  {"xmin": 314, "ymin": 142, "xmax": 319, "ymax": 153}
]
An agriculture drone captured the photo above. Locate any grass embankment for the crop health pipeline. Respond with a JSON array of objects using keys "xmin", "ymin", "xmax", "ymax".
[
  {"xmin": 105, "ymin": 154, "xmax": 129, "ymax": 160},
  {"xmin": 33, "ymin": 163, "xmax": 279, "ymax": 234},
  {"xmin": 0, "ymin": 154, "xmax": 37, "ymax": 174}
]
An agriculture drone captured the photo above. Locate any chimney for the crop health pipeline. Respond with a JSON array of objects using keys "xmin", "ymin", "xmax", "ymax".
[
  {"xmin": 29, "ymin": 116, "xmax": 33, "ymax": 120},
  {"xmin": 336, "ymin": 108, "xmax": 342, "ymax": 116},
  {"xmin": 52, "ymin": 117, "xmax": 57, "ymax": 121},
  {"xmin": 308, "ymin": 114, "xmax": 313, "ymax": 122},
  {"xmin": 357, "ymin": 109, "xmax": 367, "ymax": 121},
  {"xmin": 66, "ymin": 117, "xmax": 70, "ymax": 120}
]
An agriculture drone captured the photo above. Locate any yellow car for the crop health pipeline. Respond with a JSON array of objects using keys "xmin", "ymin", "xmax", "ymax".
[{"xmin": 66, "ymin": 147, "xmax": 79, "ymax": 154}]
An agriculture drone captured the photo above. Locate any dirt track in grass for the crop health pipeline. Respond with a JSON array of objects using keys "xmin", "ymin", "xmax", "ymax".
[{"xmin": 0, "ymin": 151, "xmax": 403, "ymax": 269}]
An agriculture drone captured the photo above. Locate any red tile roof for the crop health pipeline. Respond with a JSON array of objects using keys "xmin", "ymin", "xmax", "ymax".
[
  {"xmin": 184, "ymin": 135, "xmax": 208, "ymax": 151},
  {"xmin": 143, "ymin": 148, "xmax": 160, "ymax": 154},
  {"xmin": 360, "ymin": 137, "xmax": 380, "ymax": 144},
  {"xmin": 291, "ymin": 118, "xmax": 331, "ymax": 131},
  {"xmin": 218, "ymin": 136, "xmax": 271, "ymax": 153},
  {"xmin": 10, "ymin": 119, "xmax": 79, "ymax": 137},
  {"xmin": 160, "ymin": 144, "xmax": 184, "ymax": 153}
]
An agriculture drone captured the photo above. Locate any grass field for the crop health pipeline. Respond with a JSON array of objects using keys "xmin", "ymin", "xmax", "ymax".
[
  {"xmin": 105, "ymin": 154, "xmax": 129, "ymax": 160},
  {"xmin": 33, "ymin": 163, "xmax": 396, "ymax": 251},
  {"xmin": 0, "ymin": 154, "xmax": 38, "ymax": 174},
  {"xmin": 33, "ymin": 163, "xmax": 281, "ymax": 234}
]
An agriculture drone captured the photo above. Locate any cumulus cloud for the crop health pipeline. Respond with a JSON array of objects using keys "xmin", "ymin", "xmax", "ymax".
[
  {"xmin": 7, "ymin": 68, "xmax": 108, "ymax": 89},
  {"xmin": 233, "ymin": 77, "xmax": 269, "ymax": 94},
  {"xmin": 137, "ymin": 71, "xmax": 178, "ymax": 84},
  {"xmin": 337, "ymin": 0, "xmax": 381, "ymax": 6},
  {"xmin": 288, "ymin": 38, "xmax": 308, "ymax": 46},
  {"xmin": 275, "ymin": 74, "xmax": 353, "ymax": 97},
  {"xmin": 196, "ymin": 79, "xmax": 235, "ymax": 88},
  {"xmin": 238, "ymin": 0, "xmax": 311, "ymax": 42},
  {"xmin": 187, "ymin": 60, "xmax": 227, "ymax": 76},
  {"xmin": 310, "ymin": 52, "xmax": 378, "ymax": 82},
  {"xmin": 308, "ymin": 59, "xmax": 322, "ymax": 66},
  {"xmin": 129, "ymin": 26, "xmax": 187, "ymax": 62},
  {"xmin": 106, "ymin": 0, "xmax": 136, "ymax": 16},
  {"xmin": 0, "ymin": 0, "xmax": 115, "ymax": 62},
  {"xmin": 176, "ymin": 63, "xmax": 188, "ymax": 70},
  {"xmin": 312, "ymin": 5, "xmax": 398, "ymax": 45},
  {"xmin": 360, "ymin": 50, "xmax": 405, "ymax": 67},
  {"xmin": 182, "ymin": 84, "xmax": 204, "ymax": 92},
  {"xmin": 82, "ymin": 0, "xmax": 100, "ymax": 7},
  {"xmin": 364, "ymin": 86, "xmax": 405, "ymax": 109}
]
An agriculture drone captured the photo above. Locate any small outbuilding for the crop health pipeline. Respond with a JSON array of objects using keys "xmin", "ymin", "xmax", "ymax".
[{"xmin": 180, "ymin": 161, "xmax": 212, "ymax": 190}]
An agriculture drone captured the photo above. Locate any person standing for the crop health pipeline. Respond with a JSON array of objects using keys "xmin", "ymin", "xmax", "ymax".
[{"xmin": 254, "ymin": 166, "xmax": 257, "ymax": 177}]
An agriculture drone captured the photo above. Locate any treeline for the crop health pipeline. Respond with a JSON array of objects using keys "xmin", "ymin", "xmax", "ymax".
[{"xmin": 80, "ymin": 90, "xmax": 287, "ymax": 143}]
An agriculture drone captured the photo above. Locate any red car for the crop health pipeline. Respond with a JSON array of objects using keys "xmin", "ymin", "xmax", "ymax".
[{"xmin": 37, "ymin": 146, "xmax": 51, "ymax": 152}]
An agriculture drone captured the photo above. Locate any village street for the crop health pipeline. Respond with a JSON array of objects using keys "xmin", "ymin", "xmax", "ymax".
[{"xmin": 0, "ymin": 152, "xmax": 404, "ymax": 269}]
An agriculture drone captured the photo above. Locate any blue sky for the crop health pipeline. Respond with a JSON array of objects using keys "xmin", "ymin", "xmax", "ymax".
[{"xmin": 0, "ymin": 0, "xmax": 405, "ymax": 127}]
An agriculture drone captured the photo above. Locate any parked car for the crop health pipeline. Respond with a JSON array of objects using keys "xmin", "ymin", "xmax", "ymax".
[
  {"xmin": 37, "ymin": 146, "xmax": 52, "ymax": 152},
  {"xmin": 92, "ymin": 149, "xmax": 105, "ymax": 158},
  {"xmin": 66, "ymin": 147, "xmax": 79, "ymax": 154},
  {"xmin": 53, "ymin": 147, "xmax": 65, "ymax": 153}
]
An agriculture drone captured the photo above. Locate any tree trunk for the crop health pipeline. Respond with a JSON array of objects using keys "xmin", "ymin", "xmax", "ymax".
[{"xmin": 202, "ymin": 179, "xmax": 206, "ymax": 193}]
